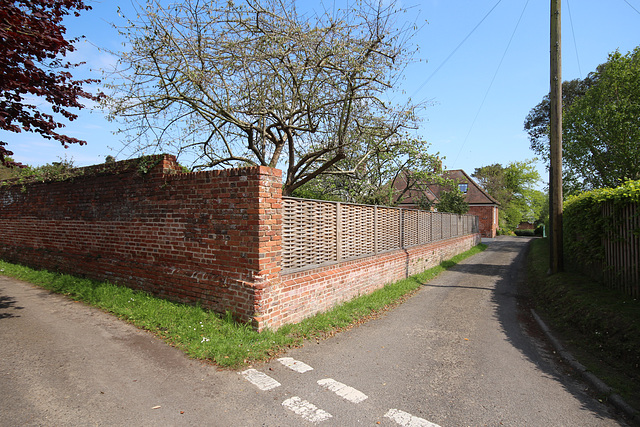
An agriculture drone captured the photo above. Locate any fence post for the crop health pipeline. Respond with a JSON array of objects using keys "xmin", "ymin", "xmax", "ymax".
[
  {"xmin": 451, "ymin": 214, "xmax": 454, "ymax": 238},
  {"xmin": 400, "ymin": 208, "xmax": 405, "ymax": 248},
  {"xmin": 429, "ymin": 212, "xmax": 433, "ymax": 243},
  {"xmin": 336, "ymin": 202, "xmax": 342, "ymax": 262},
  {"xmin": 374, "ymin": 205, "xmax": 378, "ymax": 254}
]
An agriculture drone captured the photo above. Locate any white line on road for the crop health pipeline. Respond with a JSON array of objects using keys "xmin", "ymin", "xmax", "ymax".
[
  {"xmin": 277, "ymin": 357, "xmax": 314, "ymax": 373},
  {"xmin": 282, "ymin": 396, "xmax": 332, "ymax": 423},
  {"xmin": 317, "ymin": 378, "xmax": 368, "ymax": 403},
  {"xmin": 384, "ymin": 408, "xmax": 441, "ymax": 427},
  {"xmin": 240, "ymin": 369, "xmax": 281, "ymax": 391}
]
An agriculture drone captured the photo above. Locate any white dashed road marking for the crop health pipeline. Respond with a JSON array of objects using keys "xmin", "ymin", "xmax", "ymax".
[
  {"xmin": 282, "ymin": 396, "xmax": 333, "ymax": 423},
  {"xmin": 240, "ymin": 369, "xmax": 281, "ymax": 391},
  {"xmin": 317, "ymin": 378, "xmax": 368, "ymax": 403},
  {"xmin": 241, "ymin": 360, "xmax": 439, "ymax": 425},
  {"xmin": 278, "ymin": 357, "xmax": 314, "ymax": 373},
  {"xmin": 384, "ymin": 409, "xmax": 441, "ymax": 427}
]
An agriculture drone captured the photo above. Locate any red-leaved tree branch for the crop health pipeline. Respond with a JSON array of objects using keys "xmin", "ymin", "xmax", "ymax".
[{"xmin": 0, "ymin": 0, "xmax": 102, "ymax": 167}]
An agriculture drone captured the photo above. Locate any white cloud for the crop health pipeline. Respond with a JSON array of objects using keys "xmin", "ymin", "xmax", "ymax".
[{"xmin": 68, "ymin": 38, "xmax": 117, "ymax": 71}]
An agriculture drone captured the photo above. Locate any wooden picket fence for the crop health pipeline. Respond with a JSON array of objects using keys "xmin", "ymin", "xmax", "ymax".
[{"xmin": 602, "ymin": 201, "xmax": 640, "ymax": 298}]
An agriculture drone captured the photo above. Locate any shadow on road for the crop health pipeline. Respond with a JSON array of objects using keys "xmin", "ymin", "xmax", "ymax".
[
  {"xmin": 0, "ymin": 290, "xmax": 24, "ymax": 319},
  {"xmin": 450, "ymin": 236, "xmax": 623, "ymax": 424}
]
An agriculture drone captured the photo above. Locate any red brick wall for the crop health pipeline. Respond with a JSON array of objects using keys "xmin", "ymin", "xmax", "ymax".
[
  {"xmin": 468, "ymin": 205, "xmax": 498, "ymax": 238},
  {"xmin": 260, "ymin": 234, "xmax": 480, "ymax": 329},
  {"xmin": 0, "ymin": 155, "xmax": 281, "ymax": 326},
  {"xmin": 0, "ymin": 155, "xmax": 480, "ymax": 331}
]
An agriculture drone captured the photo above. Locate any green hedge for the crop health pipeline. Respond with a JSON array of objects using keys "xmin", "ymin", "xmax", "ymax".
[{"xmin": 564, "ymin": 179, "xmax": 640, "ymax": 269}]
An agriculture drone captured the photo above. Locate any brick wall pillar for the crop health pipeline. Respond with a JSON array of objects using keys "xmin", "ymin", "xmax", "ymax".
[{"xmin": 242, "ymin": 167, "xmax": 283, "ymax": 329}]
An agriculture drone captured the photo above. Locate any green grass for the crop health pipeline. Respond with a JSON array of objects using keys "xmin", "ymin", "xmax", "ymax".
[
  {"xmin": 0, "ymin": 243, "xmax": 486, "ymax": 369},
  {"xmin": 526, "ymin": 238, "xmax": 640, "ymax": 411}
]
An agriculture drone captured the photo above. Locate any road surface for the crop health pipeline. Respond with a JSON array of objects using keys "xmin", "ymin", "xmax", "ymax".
[{"xmin": 0, "ymin": 236, "xmax": 627, "ymax": 426}]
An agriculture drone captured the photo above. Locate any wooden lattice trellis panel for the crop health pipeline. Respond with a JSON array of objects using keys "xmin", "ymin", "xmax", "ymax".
[
  {"xmin": 416, "ymin": 210, "xmax": 433, "ymax": 245},
  {"xmin": 403, "ymin": 210, "xmax": 419, "ymax": 247},
  {"xmin": 431, "ymin": 213, "xmax": 443, "ymax": 241},
  {"xmin": 339, "ymin": 203, "xmax": 376, "ymax": 260},
  {"xmin": 377, "ymin": 206, "xmax": 401, "ymax": 252},
  {"xmin": 282, "ymin": 198, "xmax": 337, "ymax": 270},
  {"xmin": 282, "ymin": 197, "xmax": 479, "ymax": 272},
  {"xmin": 441, "ymin": 214, "xmax": 452, "ymax": 239}
]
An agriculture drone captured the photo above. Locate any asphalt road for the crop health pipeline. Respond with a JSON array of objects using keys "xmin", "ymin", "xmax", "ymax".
[{"xmin": 0, "ymin": 236, "xmax": 628, "ymax": 426}]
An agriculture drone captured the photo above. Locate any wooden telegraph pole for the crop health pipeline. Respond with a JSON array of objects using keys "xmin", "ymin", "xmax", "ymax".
[{"xmin": 549, "ymin": 0, "xmax": 563, "ymax": 273}]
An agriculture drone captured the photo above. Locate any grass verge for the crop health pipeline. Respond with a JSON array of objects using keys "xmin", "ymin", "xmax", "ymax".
[
  {"xmin": 0, "ymin": 243, "xmax": 486, "ymax": 369},
  {"xmin": 526, "ymin": 238, "xmax": 640, "ymax": 411}
]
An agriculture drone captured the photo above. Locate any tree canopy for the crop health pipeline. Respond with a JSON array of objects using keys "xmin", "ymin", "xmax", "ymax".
[
  {"xmin": 291, "ymin": 136, "xmax": 444, "ymax": 206},
  {"xmin": 434, "ymin": 188, "xmax": 469, "ymax": 215},
  {"xmin": 524, "ymin": 77, "xmax": 593, "ymax": 164},
  {"xmin": 0, "ymin": 0, "xmax": 101, "ymax": 167},
  {"xmin": 524, "ymin": 46, "xmax": 640, "ymax": 194},
  {"xmin": 105, "ymin": 0, "xmax": 428, "ymax": 195},
  {"xmin": 564, "ymin": 47, "xmax": 640, "ymax": 189},
  {"xmin": 473, "ymin": 160, "xmax": 544, "ymax": 231}
]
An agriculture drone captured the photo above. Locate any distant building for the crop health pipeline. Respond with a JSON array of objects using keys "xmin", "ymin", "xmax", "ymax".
[
  {"xmin": 517, "ymin": 222, "xmax": 535, "ymax": 230},
  {"xmin": 394, "ymin": 169, "xmax": 499, "ymax": 238}
]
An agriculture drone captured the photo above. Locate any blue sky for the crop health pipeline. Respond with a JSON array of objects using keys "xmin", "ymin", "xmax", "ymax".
[{"xmin": 5, "ymin": 0, "xmax": 640, "ymax": 188}]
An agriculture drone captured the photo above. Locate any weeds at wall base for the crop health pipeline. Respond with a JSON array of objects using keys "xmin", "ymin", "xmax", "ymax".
[{"xmin": 0, "ymin": 243, "xmax": 486, "ymax": 369}]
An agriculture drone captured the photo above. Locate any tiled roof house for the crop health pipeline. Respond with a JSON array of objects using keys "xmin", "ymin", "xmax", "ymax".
[{"xmin": 394, "ymin": 169, "xmax": 499, "ymax": 238}]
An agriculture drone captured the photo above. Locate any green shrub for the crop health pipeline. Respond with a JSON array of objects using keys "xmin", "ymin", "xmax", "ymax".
[{"xmin": 563, "ymin": 179, "xmax": 640, "ymax": 269}]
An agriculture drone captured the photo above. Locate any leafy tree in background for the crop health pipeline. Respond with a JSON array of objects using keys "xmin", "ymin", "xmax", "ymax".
[
  {"xmin": 435, "ymin": 188, "xmax": 469, "ymax": 215},
  {"xmin": 0, "ymin": 0, "xmax": 101, "ymax": 167},
  {"xmin": 473, "ymin": 160, "xmax": 543, "ymax": 231},
  {"xmin": 105, "ymin": 0, "xmax": 427, "ymax": 195},
  {"xmin": 292, "ymin": 135, "xmax": 444, "ymax": 206},
  {"xmin": 524, "ymin": 46, "xmax": 640, "ymax": 194},
  {"xmin": 524, "ymin": 77, "xmax": 593, "ymax": 195},
  {"xmin": 564, "ymin": 47, "xmax": 640, "ymax": 189},
  {"xmin": 468, "ymin": 163, "xmax": 509, "ymax": 205},
  {"xmin": 524, "ymin": 78, "xmax": 593, "ymax": 162}
]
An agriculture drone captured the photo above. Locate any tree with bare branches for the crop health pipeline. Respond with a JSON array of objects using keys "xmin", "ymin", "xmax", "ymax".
[
  {"xmin": 293, "ymin": 134, "xmax": 444, "ymax": 206},
  {"xmin": 105, "ymin": 0, "xmax": 429, "ymax": 194}
]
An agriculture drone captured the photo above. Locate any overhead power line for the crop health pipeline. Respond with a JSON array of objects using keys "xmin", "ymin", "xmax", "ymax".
[
  {"xmin": 451, "ymin": 0, "xmax": 531, "ymax": 168},
  {"xmin": 622, "ymin": 0, "xmax": 640, "ymax": 16},
  {"xmin": 566, "ymin": 0, "xmax": 582, "ymax": 77},
  {"xmin": 411, "ymin": 0, "xmax": 503, "ymax": 102}
]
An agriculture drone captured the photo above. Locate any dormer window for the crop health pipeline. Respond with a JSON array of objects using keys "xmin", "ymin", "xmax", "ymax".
[{"xmin": 458, "ymin": 183, "xmax": 468, "ymax": 193}]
